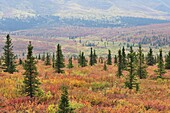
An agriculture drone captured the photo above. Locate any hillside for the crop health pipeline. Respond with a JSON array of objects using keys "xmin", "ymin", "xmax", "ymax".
[
  {"xmin": 0, "ymin": 0, "xmax": 170, "ymax": 31},
  {"xmin": 0, "ymin": 0, "xmax": 170, "ymax": 19}
]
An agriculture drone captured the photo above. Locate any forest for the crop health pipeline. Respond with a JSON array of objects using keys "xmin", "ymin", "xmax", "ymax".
[{"xmin": 0, "ymin": 34, "xmax": 170, "ymax": 113}]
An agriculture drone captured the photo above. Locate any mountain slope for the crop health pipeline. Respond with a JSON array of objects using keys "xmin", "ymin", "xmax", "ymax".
[{"xmin": 0, "ymin": 0, "xmax": 170, "ymax": 19}]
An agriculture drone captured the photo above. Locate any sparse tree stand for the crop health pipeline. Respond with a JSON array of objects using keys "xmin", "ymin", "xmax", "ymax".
[
  {"xmin": 22, "ymin": 41, "xmax": 41, "ymax": 99},
  {"xmin": 156, "ymin": 49, "xmax": 166, "ymax": 78},
  {"xmin": 137, "ymin": 45, "xmax": 147, "ymax": 79},
  {"xmin": 116, "ymin": 49, "xmax": 123, "ymax": 77},
  {"xmin": 107, "ymin": 49, "xmax": 112, "ymax": 65},
  {"xmin": 67, "ymin": 57, "xmax": 74, "ymax": 69},
  {"xmin": 125, "ymin": 46, "xmax": 139, "ymax": 92},
  {"xmin": 57, "ymin": 85, "xmax": 74, "ymax": 113},
  {"xmin": 45, "ymin": 52, "xmax": 51, "ymax": 65},
  {"xmin": 78, "ymin": 52, "xmax": 87, "ymax": 67},
  {"xmin": 146, "ymin": 48, "xmax": 155, "ymax": 66},
  {"xmin": 3, "ymin": 34, "xmax": 17, "ymax": 73},
  {"xmin": 55, "ymin": 44, "xmax": 65, "ymax": 73},
  {"xmin": 165, "ymin": 51, "xmax": 170, "ymax": 69}
]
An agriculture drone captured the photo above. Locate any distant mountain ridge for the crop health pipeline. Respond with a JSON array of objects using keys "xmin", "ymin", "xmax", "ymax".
[
  {"xmin": 0, "ymin": 0, "xmax": 170, "ymax": 31},
  {"xmin": 0, "ymin": 0, "xmax": 170, "ymax": 20}
]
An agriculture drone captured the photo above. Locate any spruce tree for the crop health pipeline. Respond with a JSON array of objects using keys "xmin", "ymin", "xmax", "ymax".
[
  {"xmin": 122, "ymin": 46, "xmax": 127, "ymax": 69},
  {"xmin": 93, "ymin": 49, "xmax": 97, "ymax": 64},
  {"xmin": 22, "ymin": 41, "xmax": 41, "ymax": 99},
  {"xmin": 116, "ymin": 49, "xmax": 123, "ymax": 77},
  {"xmin": 165, "ymin": 51, "xmax": 170, "ymax": 69},
  {"xmin": 19, "ymin": 58, "xmax": 23, "ymax": 65},
  {"xmin": 52, "ymin": 52, "xmax": 55, "ymax": 68},
  {"xmin": 89, "ymin": 48, "xmax": 94, "ymax": 66},
  {"xmin": 57, "ymin": 85, "xmax": 73, "ymax": 113},
  {"xmin": 67, "ymin": 57, "xmax": 74, "ymax": 69},
  {"xmin": 146, "ymin": 48, "xmax": 155, "ymax": 66},
  {"xmin": 41, "ymin": 52, "xmax": 45, "ymax": 61},
  {"xmin": 103, "ymin": 61, "xmax": 107, "ymax": 71},
  {"xmin": 55, "ymin": 44, "xmax": 65, "ymax": 73},
  {"xmin": 137, "ymin": 45, "xmax": 147, "ymax": 79},
  {"xmin": 107, "ymin": 49, "xmax": 112, "ymax": 65},
  {"xmin": 45, "ymin": 52, "xmax": 51, "ymax": 65},
  {"xmin": 80, "ymin": 52, "xmax": 87, "ymax": 67},
  {"xmin": 114, "ymin": 55, "xmax": 118, "ymax": 65},
  {"xmin": 125, "ymin": 46, "xmax": 139, "ymax": 91},
  {"xmin": 78, "ymin": 52, "xmax": 87, "ymax": 67},
  {"xmin": 156, "ymin": 49, "xmax": 166, "ymax": 78},
  {"xmin": 3, "ymin": 34, "xmax": 16, "ymax": 73},
  {"xmin": 38, "ymin": 53, "xmax": 41, "ymax": 60}
]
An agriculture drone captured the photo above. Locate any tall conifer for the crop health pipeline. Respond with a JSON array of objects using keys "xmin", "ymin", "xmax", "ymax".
[
  {"xmin": 22, "ymin": 41, "xmax": 41, "ymax": 99},
  {"xmin": 137, "ymin": 45, "xmax": 147, "ymax": 79},
  {"xmin": 3, "ymin": 34, "xmax": 16, "ymax": 73},
  {"xmin": 165, "ymin": 51, "xmax": 170, "ymax": 69},
  {"xmin": 107, "ymin": 50, "xmax": 112, "ymax": 65},
  {"xmin": 55, "ymin": 44, "xmax": 65, "ymax": 73}
]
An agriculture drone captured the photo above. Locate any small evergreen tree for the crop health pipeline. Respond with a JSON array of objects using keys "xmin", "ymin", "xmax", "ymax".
[
  {"xmin": 122, "ymin": 46, "xmax": 127, "ymax": 69},
  {"xmin": 114, "ymin": 55, "xmax": 118, "ymax": 65},
  {"xmin": 67, "ymin": 57, "xmax": 74, "ymax": 69},
  {"xmin": 156, "ymin": 49, "xmax": 166, "ymax": 78},
  {"xmin": 137, "ymin": 45, "xmax": 147, "ymax": 79},
  {"xmin": 107, "ymin": 49, "xmax": 112, "ymax": 65},
  {"xmin": 57, "ymin": 85, "xmax": 74, "ymax": 113},
  {"xmin": 78, "ymin": 52, "xmax": 87, "ymax": 67},
  {"xmin": 93, "ymin": 49, "xmax": 97, "ymax": 64},
  {"xmin": 41, "ymin": 52, "xmax": 45, "ymax": 61},
  {"xmin": 89, "ymin": 48, "xmax": 94, "ymax": 66},
  {"xmin": 19, "ymin": 58, "xmax": 23, "ymax": 65},
  {"xmin": 52, "ymin": 52, "xmax": 55, "ymax": 68},
  {"xmin": 55, "ymin": 44, "xmax": 65, "ymax": 73},
  {"xmin": 103, "ymin": 62, "xmax": 107, "ymax": 71},
  {"xmin": 3, "ymin": 34, "xmax": 17, "ymax": 73},
  {"xmin": 38, "ymin": 54, "xmax": 41, "ymax": 60},
  {"xmin": 45, "ymin": 52, "xmax": 51, "ymax": 65},
  {"xmin": 22, "ymin": 41, "xmax": 41, "ymax": 99},
  {"xmin": 125, "ymin": 46, "xmax": 139, "ymax": 91},
  {"xmin": 146, "ymin": 48, "xmax": 155, "ymax": 66},
  {"xmin": 165, "ymin": 51, "xmax": 170, "ymax": 69},
  {"xmin": 116, "ymin": 49, "xmax": 123, "ymax": 77}
]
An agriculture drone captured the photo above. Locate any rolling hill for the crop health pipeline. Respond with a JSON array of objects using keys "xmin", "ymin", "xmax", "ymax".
[{"xmin": 0, "ymin": 0, "xmax": 170, "ymax": 31}]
